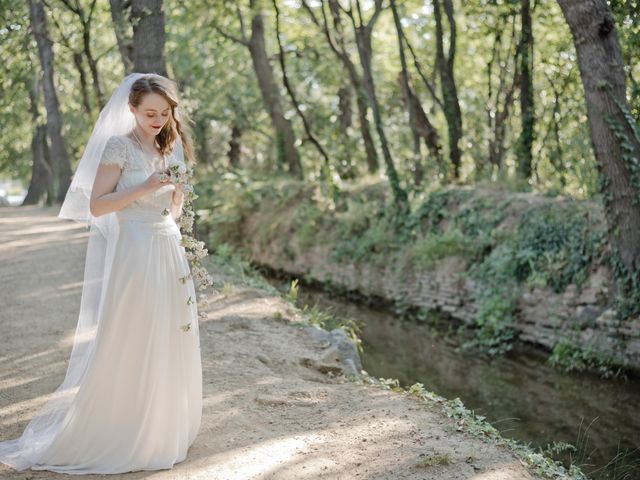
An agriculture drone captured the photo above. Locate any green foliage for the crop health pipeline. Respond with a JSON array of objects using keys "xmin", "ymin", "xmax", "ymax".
[
  {"xmin": 459, "ymin": 201, "xmax": 606, "ymax": 355},
  {"xmin": 332, "ymin": 206, "xmax": 398, "ymax": 265},
  {"xmin": 293, "ymin": 201, "xmax": 325, "ymax": 250},
  {"xmin": 401, "ymin": 187, "xmax": 473, "ymax": 236},
  {"xmin": 548, "ymin": 340, "xmax": 626, "ymax": 379},
  {"xmin": 463, "ymin": 242, "xmax": 520, "ymax": 355},
  {"xmin": 285, "ymin": 278, "xmax": 299, "ymax": 303},
  {"xmin": 512, "ymin": 203, "xmax": 607, "ymax": 292},
  {"xmin": 406, "ymin": 228, "xmax": 480, "ymax": 270}
]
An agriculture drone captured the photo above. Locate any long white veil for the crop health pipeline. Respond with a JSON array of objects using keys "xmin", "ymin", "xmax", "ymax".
[{"xmin": 0, "ymin": 72, "xmax": 185, "ymax": 470}]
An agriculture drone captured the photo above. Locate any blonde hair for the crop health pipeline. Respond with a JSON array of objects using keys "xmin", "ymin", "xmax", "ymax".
[{"xmin": 128, "ymin": 74, "xmax": 196, "ymax": 164}]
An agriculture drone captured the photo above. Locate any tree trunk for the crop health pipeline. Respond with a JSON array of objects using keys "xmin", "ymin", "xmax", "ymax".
[
  {"xmin": 72, "ymin": 51, "xmax": 92, "ymax": 115},
  {"xmin": 272, "ymin": 0, "xmax": 330, "ymax": 172},
  {"xmin": 556, "ymin": 0, "xmax": 640, "ymax": 301},
  {"xmin": 248, "ymin": 8, "xmax": 302, "ymax": 178},
  {"xmin": 109, "ymin": 0, "xmax": 134, "ymax": 73},
  {"xmin": 391, "ymin": 0, "xmax": 423, "ymax": 186},
  {"xmin": 398, "ymin": 73, "xmax": 443, "ymax": 176},
  {"xmin": 350, "ymin": 1, "xmax": 407, "ymax": 208},
  {"xmin": 433, "ymin": 0, "xmax": 463, "ymax": 180},
  {"xmin": 486, "ymin": 21, "xmax": 519, "ymax": 172},
  {"xmin": 81, "ymin": 20, "xmax": 105, "ymax": 110},
  {"xmin": 23, "ymin": 74, "xmax": 52, "ymax": 205},
  {"xmin": 338, "ymin": 85, "xmax": 352, "ymax": 131},
  {"xmin": 23, "ymin": 125, "xmax": 52, "ymax": 205},
  {"xmin": 517, "ymin": 0, "xmax": 534, "ymax": 179},
  {"xmin": 228, "ymin": 124, "xmax": 242, "ymax": 168},
  {"xmin": 323, "ymin": 0, "xmax": 379, "ymax": 174},
  {"xmin": 131, "ymin": 0, "xmax": 167, "ymax": 76},
  {"xmin": 27, "ymin": 0, "xmax": 72, "ymax": 203}
]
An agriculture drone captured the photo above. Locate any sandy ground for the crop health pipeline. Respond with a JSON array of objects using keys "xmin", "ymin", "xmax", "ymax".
[{"xmin": 0, "ymin": 205, "xmax": 547, "ymax": 480}]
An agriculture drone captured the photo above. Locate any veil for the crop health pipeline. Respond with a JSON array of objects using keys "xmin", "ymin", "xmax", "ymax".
[{"xmin": 0, "ymin": 72, "xmax": 185, "ymax": 470}]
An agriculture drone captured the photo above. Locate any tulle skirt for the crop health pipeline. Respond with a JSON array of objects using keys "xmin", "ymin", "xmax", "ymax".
[{"xmin": 0, "ymin": 209, "xmax": 202, "ymax": 474}]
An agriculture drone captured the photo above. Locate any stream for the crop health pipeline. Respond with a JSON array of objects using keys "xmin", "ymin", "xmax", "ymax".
[{"xmin": 263, "ymin": 271, "xmax": 640, "ymax": 479}]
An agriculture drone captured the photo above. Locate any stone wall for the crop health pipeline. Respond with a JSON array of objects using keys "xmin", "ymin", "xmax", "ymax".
[{"xmin": 239, "ymin": 224, "xmax": 640, "ymax": 371}]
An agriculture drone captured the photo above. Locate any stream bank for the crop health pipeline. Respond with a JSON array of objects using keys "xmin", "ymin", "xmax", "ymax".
[{"xmin": 198, "ymin": 175, "xmax": 640, "ymax": 373}]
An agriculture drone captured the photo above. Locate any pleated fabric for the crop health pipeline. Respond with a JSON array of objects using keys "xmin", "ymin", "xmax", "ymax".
[{"xmin": 30, "ymin": 210, "xmax": 202, "ymax": 474}]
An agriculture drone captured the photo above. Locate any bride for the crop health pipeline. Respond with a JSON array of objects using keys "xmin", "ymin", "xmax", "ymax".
[{"xmin": 0, "ymin": 73, "xmax": 203, "ymax": 474}]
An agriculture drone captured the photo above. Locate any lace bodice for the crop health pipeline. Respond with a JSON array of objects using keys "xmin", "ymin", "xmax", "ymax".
[{"xmin": 99, "ymin": 134, "xmax": 178, "ymax": 214}]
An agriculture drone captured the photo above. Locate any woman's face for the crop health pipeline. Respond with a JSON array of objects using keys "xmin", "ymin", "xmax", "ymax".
[{"xmin": 130, "ymin": 92, "xmax": 172, "ymax": 137}]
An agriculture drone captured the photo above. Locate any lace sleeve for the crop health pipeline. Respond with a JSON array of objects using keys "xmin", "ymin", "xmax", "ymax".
[{"xmin": 99, "ymin": 136, "xmax": 126, "ymax": 169}]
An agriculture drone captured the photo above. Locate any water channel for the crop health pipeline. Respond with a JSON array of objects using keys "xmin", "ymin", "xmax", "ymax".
[{"xmin": 262, "ymin": 271, "xmax": 640, "ymax": 479}]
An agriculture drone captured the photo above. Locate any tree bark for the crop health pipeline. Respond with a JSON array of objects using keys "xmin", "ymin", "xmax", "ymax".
[
  {"xmin": 72, "ymin": 51, "xmax": 92, "ymax": 115},
  {"xmin": 272, "ymin": 0, "xmax": 330, "ymax": 171},
  {"xmin": 131, "ymin": 0, "xmax": 167, "ymax": 76},
  {"xmin": 397, "ymin": 73, "xmax": 443, "ymax": 179},
  {"xmin": 27, "ymin": 0, "xmax": 72, "ymax": 203},
  {"xmin": 23, "ymin": 74, "xmax": 52, "ymax": 205},
  {"xmin": 391, "ymin": 0, "xmax": 423, "ymax": 186},
  {"xmin": 228, "ymin": 124, "xmax": 242, "ymax": 168},
  {"xmin": 248, "ymin": 6, "xmax": 302, "ymax": 178},
  {"xmin": 556, "ymin": 0, "xmax": 640, "ymax": 299},
  {"xmin": 486, "ymin": 21, "xmax": 519, "ymax": 171},
  {"xmin": 517, "ymin": 0, "xmax": 534, "ymax": 179},
  {"xmin": 433, "ymin": 0, "xmax": 463, "ymax": 180},
  {"xmin": 109, "ymin": 0, "xmax": 134, "ymax": 74}
]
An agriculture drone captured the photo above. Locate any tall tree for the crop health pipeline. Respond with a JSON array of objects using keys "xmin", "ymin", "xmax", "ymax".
[
  {"xmin": 487, "ymin": 18, "xmax": 519, "ymax": 171},
  {"xmin": 517, "ymin": 0, "xmax": 535, "ymax": 179},
  {"xmin": 272, "ymin": 0, "xmax": 330, "ymax": 172},
  {"xmin": 22, "ymin": 72, "xmax": 52, "ymax": 205},
  {"xmin": 343, "ymin": 0, "xmax": 407, "ymax": 208},
  {"xmin": 433, "ymin": 0, "xmax": 463, "ymax": 180},
  {"xmin": 391, "ymin": 0, "xmax": 422, "ymax": 185},
  {"xmin": 213, "ymin": 2, "xmax": 303, "ymax": 178},
  {"xmin": 308, "ymin": 0, "xmax": 380, "ymax": 174},
  {"xmin": 27, "ymin": 0, "xmax": 72, "ymax": 203},
  {"xmin": 556, "ymin": 0, "xmax": 640, "ymax": 303},
  {"xmin": 131, "ymin": 0, "xmax": 167, "ymax": 75}
]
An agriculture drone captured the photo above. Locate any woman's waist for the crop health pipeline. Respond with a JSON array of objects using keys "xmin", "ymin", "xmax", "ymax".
[{"xmin": 116, "ymin": 207, "xmax": 179, "ymax": 232}]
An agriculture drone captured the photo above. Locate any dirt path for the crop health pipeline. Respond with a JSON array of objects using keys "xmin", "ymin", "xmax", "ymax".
[{"xmin": 0, "ymin": 205, "xmax": 547, "ymax": 480}]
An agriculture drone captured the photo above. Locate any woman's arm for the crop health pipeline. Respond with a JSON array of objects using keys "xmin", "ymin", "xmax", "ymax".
[
  {"xmin": 89, "ymin": 164, "xmax": 164, "ymax": 217},
  {"xmin": 170, "ymin": 184, "xmax": 185, "ymax": 221}
]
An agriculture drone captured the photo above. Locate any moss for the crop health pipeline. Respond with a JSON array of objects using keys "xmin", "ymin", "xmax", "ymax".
[
  {"xmin": 548, "ymin": 340, "xmax": 627, "ymax": 379},
  {"xmin": 406, "ymin": 228, "xmax": 481, "ymax": 270},
  {"xmin": 415, "ymin": 453, "xmax": 452, "ymax": 468}
]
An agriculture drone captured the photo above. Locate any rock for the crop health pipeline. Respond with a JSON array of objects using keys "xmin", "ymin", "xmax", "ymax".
[
  {"xmin": 329, "ymin": 328, "xmax": 363, "ymax": 376},
  {"xmin": 301, "ymin": 325, "xmax": 363, "ymax": 377}
]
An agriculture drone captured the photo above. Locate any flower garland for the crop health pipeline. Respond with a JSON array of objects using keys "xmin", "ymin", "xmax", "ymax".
[{"xmin": 161, "ymin": 157, "xmax": 214, "ymax": 332}]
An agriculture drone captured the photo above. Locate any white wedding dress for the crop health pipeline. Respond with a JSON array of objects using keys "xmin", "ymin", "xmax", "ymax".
[{"xmin": 0, "ymin": 135, "xmax": 202, "ymax": 474}]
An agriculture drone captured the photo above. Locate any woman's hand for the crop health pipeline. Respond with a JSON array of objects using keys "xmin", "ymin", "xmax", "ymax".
[{"xmin": 143, "ymin": 168, "xmax": 172, "ymax": 192}]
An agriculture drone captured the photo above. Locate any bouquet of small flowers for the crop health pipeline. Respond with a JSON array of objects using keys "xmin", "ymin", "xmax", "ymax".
[{"xmin": 166, "ymin": 157, "xmax": 214, "ymax": 332}]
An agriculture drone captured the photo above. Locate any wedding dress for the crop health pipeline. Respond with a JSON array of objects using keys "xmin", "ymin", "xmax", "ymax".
[{"xmin": 0, "ymin": 134, "xmax": 202, "ymax": 474}]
